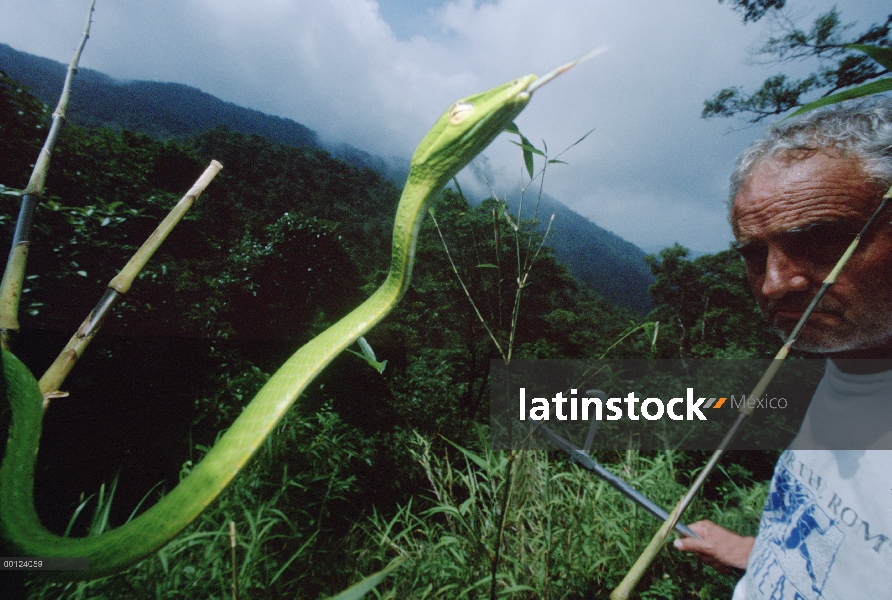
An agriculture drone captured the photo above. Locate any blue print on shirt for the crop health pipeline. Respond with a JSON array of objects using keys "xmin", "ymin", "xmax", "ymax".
[{"xmin": 747, "ymin": 466, "xmax": 844, "ymax": 600}]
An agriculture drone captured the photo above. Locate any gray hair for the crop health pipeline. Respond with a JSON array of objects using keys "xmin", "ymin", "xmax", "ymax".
[{"xmin": 729, "ymin": 97, "xmax": 892, "ymax": 206}]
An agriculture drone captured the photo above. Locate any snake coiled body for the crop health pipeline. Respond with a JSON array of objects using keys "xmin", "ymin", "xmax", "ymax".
[{"xmin": 0, "ymin": 74, "xmax": 537, "ymax": 579}]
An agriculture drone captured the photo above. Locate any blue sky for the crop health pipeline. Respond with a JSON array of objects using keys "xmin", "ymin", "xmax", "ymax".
[
  {"xmin": 376, "ymin": 0, "xmax": 455, "ymax": 39},
  {"xmin": 0, "ymin": 0, "xmax": 889, "ymax": 252}
]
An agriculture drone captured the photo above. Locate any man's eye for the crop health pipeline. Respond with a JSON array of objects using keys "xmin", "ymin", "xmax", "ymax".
[
  {"xmin": 788, "ymin": 224, "xmax": 858, "ymax": 262},
  {"xmin": 733, "ymin": 222, "xmax": 861, "ymax": 274},
  {"xmin": 734, "ymin": 242, "xmax": 767, "ymax": 270}
]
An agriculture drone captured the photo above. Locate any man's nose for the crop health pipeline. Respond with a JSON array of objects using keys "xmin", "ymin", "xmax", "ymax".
[{"xmin": 760, "ymin": 246, "xmax": 813, "ymax": 299}]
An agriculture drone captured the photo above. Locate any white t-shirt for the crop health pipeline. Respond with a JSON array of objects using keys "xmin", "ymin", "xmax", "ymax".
[{"xmin": 732, "ymin": 361, "xmax": 892, "ymax": 600}]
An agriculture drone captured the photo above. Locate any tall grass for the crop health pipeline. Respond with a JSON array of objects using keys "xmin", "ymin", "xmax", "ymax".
[
  {"xmin": 26, "ymin": 410, "xmax": 376, "ymax": 599},
  {"xmin": 356, "ymin": 430, "xmax": 767, "ymax": 599}
]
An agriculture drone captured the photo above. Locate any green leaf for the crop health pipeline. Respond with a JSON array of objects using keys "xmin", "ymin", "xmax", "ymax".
[
  {"xmin": 522, "ymin": 145, "xmax": 535, "ymax": 179},
  {"xmin": 509, "ymin": 137, "xmax": 545, "ymax": 179},
  {"xmin": 446, "ymin": 440, "xmax": 490, "ymax": 471},
  {"xmin": 426, "ymin": 505, "xmax": 461, "ymax": 519},
  {"xmin": 475, "ymin": 263, "xmax": 498, "ymax": 268},
  {"xmin": 323, "ymin": 557, "xmax": 406, "ymax": 600},
  {"xmin": 346, "ymin": 336, "xmax": 388, "ymax": 374},
  {"xmin": 786, "ymin": 78, "xmax": 892, "ymax": 118},
  {"xmin": 547, "ymin": 159, "xmax": 568, "ymax": 165},
  {"xmin": 569, "ymin": 128, "xmax": 596, "ymax": 149},
  {"xmin": 504, "ymin": 123, "xmax": 545, "ymax": 179},
  {"xmin": 513, "ymin": 137, "xmax": 545, "ymax": 157},
  {"xmin": 499, "ymin": 585, "xmax": 538, "ymax": 595},
  {"xmin": 434, "ymin": 535, "xmax": 460, "ymax": 549},
  {"xmin": 846, "ymin": 44, "xmax": 892, "ymax": 71}
]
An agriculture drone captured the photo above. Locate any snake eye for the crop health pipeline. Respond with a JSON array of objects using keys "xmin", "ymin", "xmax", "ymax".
[{"xmin": 448, "ymin": 102, "xmax": 474, "ymax": 124}]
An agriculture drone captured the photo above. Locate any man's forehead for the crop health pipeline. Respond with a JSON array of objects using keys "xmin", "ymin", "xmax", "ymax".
[{"xmin": 731, "ymin": 152, "xmax": 883, "ymax": 239}]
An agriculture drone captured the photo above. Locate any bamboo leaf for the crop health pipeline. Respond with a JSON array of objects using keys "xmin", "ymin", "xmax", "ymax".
[
  {"xmin": 435, "ymin": 535, "xmax": 460, "ymax": 549},
  {"xmin": 499, "ymin": 585, "xmax": 538, "ymax": 594},
  {"xmin": 445, "ymin": 440, "xmax": 490, "ymax": 471},
  {"xmin": 846, "ymin": 43, "xmax": 892, "ymax": 71},
  {"xmin": 787, "ymin": 78, "xmax": 892, "ymax": 118},
  {"xmin": 522, "ymin": 143, "xmax": 535, "ymax": 179},
  {"xmin": 509, "ymin": 138, "xmax": 545, "ymax": 157},
  {"xmin": 569, "ymin": 128, "xmax": 596, "ymax": 149},
  {"xmin": 346, "ymin": 336, "xmax": 387, "ymax": 374},
  {"xmin": 505, "ymin": 123, "xmax": 544, "ymax": 179},
  {"xmin": 508, "ymin": 139, "xmax": 540, "ymax": 179},
  {"xmin": 475, "ymin": 263, "xmax": 498, "ymax": 268},
  {"xmin": 426, "ymin": 505, "xmax": 462, "ymax": 518},
  {"xmin": 323, "ymin": 557, "xmax": 406, "ymax": 600}
]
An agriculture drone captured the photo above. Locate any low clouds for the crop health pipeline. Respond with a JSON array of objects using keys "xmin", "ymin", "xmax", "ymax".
[{"xmin": 1, "ymin": 0, "xmax": 887, "ymax": 251}]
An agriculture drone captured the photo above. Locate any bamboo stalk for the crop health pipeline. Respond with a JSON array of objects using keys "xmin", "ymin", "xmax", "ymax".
[
  {"xmin": 38, "ymin": 161, "xmax": 222, "ymax": 398},
  {"xmin": 611, "ymin": 187, "xmax": 892, "ymax": 599},
  {"xmin": 0, "ymin": 0, "xmax": 97, "ymax": 348}
]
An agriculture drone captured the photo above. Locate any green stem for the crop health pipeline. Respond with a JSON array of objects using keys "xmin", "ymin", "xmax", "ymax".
[
  {"xmin": 489, "ymin": 451, "xmax": 515, "ymax": 600},
  {"xmin": 429, "ymin": 210, "xmax": 506, "ymax": 359},
  {"xmin": 230, "ymin": 520, "xmax": 238, "ymax": 600},
  {"xmin": 38, "ymin": 161, "xmax": 222, "ymax": 397}
]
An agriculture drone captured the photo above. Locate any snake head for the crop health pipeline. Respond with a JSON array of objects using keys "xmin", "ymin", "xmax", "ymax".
[
  {"xmin": 407, "ymin": 48, "xmax": 606, "ymax": 191},
  {"xmin": 408, "ymin": 75, "xmax": 537, "ymax": 190}
]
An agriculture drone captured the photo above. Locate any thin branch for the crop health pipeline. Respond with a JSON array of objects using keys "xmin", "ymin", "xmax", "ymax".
[
  {"xmin": 38, "ymin": 161, "xmax": 222, "ymax": 400},
  {"xmin": 429, "ymin": 209, "xmax": 505, "ymax": 359},
  {"xmin": 0, "ymin": 0, "xmax": 96, "ymax": 348}
]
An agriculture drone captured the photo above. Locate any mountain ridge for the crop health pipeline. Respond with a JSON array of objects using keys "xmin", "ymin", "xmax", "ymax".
[{"xmin": 0, "ymin": 42, "xmax": 654, "ymax": 313}]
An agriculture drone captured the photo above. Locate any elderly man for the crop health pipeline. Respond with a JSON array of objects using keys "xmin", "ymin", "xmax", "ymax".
[{"xmin": 674, "ymin": 98, "xmax": 892, "ymax": 599}]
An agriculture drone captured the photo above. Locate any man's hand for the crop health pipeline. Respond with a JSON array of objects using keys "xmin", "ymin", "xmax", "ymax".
[{"xmin": 673, "ymin": 520, "xmax": 754, "ymax": 571}]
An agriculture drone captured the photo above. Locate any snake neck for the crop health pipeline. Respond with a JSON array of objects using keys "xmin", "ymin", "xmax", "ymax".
[{"xmin": 386, "ymin": 174, "xmax": 442, "ymax": 299}]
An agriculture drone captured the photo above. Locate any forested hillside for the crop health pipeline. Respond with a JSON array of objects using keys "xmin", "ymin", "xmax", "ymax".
[{"xmin": 0, "ymin": 43, "xmax": 319, "ymax": 148}]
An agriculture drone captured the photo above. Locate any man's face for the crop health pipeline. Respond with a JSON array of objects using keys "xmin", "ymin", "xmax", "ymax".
[{"xmin": 732, "ymin": 150, "xmax": 892, "ymax": 357}]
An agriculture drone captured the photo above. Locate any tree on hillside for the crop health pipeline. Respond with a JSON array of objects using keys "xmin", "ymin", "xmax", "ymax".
[
  {"xmin": 706, "ymin": 1, "xmax": 891, "ymax": 122},
  {"xmin": 646, "ymin": 245, "xmax": 776, "ymax": 358}
]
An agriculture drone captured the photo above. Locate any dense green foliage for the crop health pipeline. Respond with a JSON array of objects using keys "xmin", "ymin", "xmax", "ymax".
[
  {"xmin": 646, "ymin": 244, "xmax": 777, "ymax": 359},
  {"xmin": 0, "ymin": 73, "xmax": 779, "ymax": 598}
]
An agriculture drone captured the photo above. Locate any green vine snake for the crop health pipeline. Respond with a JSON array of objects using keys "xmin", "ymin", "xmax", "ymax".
[{"xmin": 0, "ymin": 57, "xmax": 588, "ymax": 579}]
